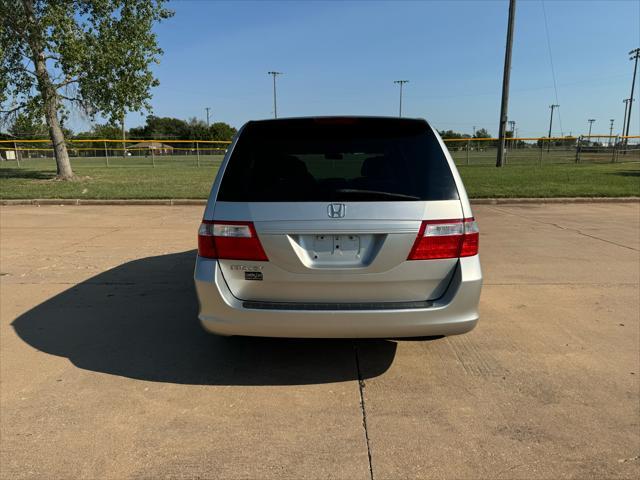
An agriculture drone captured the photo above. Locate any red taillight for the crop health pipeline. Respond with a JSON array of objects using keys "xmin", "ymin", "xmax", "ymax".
[
  {"xmin": 460, "ymin": 218, "xmax": 479, "ymax": 257},
  {"xmin": 197, "ymin": 221, "xmax": 268, "ymax": 261},
  {"xmin": 407, "ymin": 218, "xmax": 479, "ymax": 260}
]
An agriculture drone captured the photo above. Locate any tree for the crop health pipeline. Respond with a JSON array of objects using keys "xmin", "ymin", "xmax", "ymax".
[
  {"xmin": 0, "ymin": 0, "xmax": 172, "ymax": 179},
  {"xmin": 8, "ymin": 112, "xmax": 48, "ymax": 138},
  {"xmin": 438, "ymin": 129, "xmax": 471, "ymax": 140},
  {"xmin": 128, "ymin": 115, "xmax": 237, "ymax": 143},
  {"xmin": 208, "ymin": 122, "xmax": 237, "ymax": 141},
  {"xmin": 129, "ymin": 116, "xmax": 188, "ymax": 139},
  {"xmin": 74, "ymin": 122, "xmax": 122, "ymax": 150},
  {"xmin": 474, "ymin": 128, "xmax": 491, "ymax": 139}
]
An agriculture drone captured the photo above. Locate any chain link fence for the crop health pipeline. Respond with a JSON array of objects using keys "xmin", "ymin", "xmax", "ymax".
[
  {"xmin": 445, "ymin": 136, "xmax": 639, "ymax": 166},
  {"xmin": 1, "ymin": 136, "xmax": 639, "ymax": 168},
  {"xmin": 0, "ymin": 139, "xmax": 230, "ymax": 168}
]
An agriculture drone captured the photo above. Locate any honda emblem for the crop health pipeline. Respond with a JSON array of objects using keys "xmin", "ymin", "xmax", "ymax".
[{"xmin": 327, "ymin": 203, "xmax": 346, "ymax": 218}]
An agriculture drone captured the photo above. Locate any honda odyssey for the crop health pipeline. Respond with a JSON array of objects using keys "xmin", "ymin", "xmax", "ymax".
[{"xmin": 194, "ymin": 116, "xmax": 482, "ymax": 337}]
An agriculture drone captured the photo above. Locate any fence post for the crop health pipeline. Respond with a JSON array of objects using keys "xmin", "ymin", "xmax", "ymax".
[
  {"xmin": 612, "ymin": 136, "xmax": 618, "ymax": 163},
  {"xmin": 104, "ymin": 141, "xmax": 109, "ymax": 167},
  {"xmin": 13, "ymin": 141, "xmax": 21, "ymax": 168},
  {"xmin": 538, "ymin": 141, "xmax": 543, "ymax": 166},
  {"xmin": 151, "ymin": 147, "xmax": 155, "ymax": 168},
  {"xmin": 575, "ymin": 136, "xmax": 581, "ymax": 164},
  {"xmin": 196, "ymin": 141, "xmax": 200, "ymax": 167}
]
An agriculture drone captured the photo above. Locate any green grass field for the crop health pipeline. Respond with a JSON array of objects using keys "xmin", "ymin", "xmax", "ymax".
[{"xmin": 1, "ymin": 155, "xmax": 638, "ymax": 199}]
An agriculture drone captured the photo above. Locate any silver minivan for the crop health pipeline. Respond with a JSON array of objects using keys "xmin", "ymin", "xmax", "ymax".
[{"xmin": 194, "ymin": 117, "xmax": 482, "ymax": 337}]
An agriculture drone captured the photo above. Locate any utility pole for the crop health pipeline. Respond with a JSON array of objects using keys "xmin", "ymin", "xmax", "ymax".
[
  {"xmin": 621, "ymin": 98, "xmax": 630, "ymax": 140},
  {"xmin": 472, "ymin": 126, "xmax": 476, "ymax": 137},
  {"xmin": 205, "ymin": 107, "xmax": 211, "ymax": 127},
  {"xmin": 609, "ymin": 119, "xmax": 614, "ymax": 146},
  {"xmin": 587, "ymin": 119, "xmax": 595, "ymax": 143},
  {"xmin": 547, "ymin": 104, "xmax": 559, "ymax": 152},
  {"xmin": 496, "ymin": 0, "xmax": 516, "ymax": 168},
  {"xmin": 624, "ymin": 48, "xmax": 640, "ymax": 143},
  {"xmin": 268, "ymin": 71, "xmax": 283, "ymax": 118},
  {"xmin": 394, "ymin": 80, "xmax": 409, "ymax": 117}
]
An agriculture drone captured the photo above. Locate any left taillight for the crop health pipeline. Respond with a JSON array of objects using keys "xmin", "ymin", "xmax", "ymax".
[
  {"xmin": 407, "ymin": 217, "xmax": 479, "ymax": 260},
  {"xmin": 197, "ymin": 220, "xmax": 268, "ymax": 261}
]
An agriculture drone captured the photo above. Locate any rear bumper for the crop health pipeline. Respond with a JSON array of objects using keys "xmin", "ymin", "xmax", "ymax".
[{"xmin": 194, "ymin": 256, "xmax": 482, "ymax": 338}]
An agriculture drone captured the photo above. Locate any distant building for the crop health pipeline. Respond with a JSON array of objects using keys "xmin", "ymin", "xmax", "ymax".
[
  {"xmin": 128, "ymin": 142, "xmax": 174, "ymax": 155},
  {"xmin": 1, "ymin": 150, "xmax": 17, "ymax": 161}
]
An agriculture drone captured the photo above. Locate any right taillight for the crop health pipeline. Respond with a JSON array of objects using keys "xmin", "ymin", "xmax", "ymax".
[
  {"xmin": 407, "ymin": 217, "xmax": 479, "ymax": 260},
  {"xmin": 197, "ymin": 220, "xmax": 268, "ymax": 261},
  {"xmin": 460, "ymin": 218, "xmax": 479, "ymax": 257}
]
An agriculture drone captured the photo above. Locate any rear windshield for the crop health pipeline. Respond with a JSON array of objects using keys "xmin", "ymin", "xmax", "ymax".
[{"xmin": 217, "ymin": 118, "xmax": 459, "ymax": 202}]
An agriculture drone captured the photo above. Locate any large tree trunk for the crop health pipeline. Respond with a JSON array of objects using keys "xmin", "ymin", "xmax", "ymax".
[
  {"xmin": 24, "ymin": 0, "xmax": 74, "ymax": 180},
  {"xmin": 33, "ymin": 53, "xmax": 74, "ymax": 179}
]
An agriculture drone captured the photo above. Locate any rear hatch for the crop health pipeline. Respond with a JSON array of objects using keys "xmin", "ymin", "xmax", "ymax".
[{"xmin": 210, "ymin": 117, "xmax": 464, "ymax": 304}]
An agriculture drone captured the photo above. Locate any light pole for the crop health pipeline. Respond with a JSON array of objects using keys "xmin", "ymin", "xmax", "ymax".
[
  {"xmin": 587, "ymin": 119, "xmax": 595, "ymax": 143},
  {"xmin": 496, "ymin": 0, "xmax": 517, "ymax": 168},
  {"xmin": 608, "ymin": 119, "xmax": 614, "ymax": 146},
  {"xmin": 624, "ymin": 48, "xmax": 640, "ymax": 142},
  {"xmin": 394, "ymin": 80, "xmax": 409, "ymax": 117},
  {"xmin": 508, "ymin": 120, "xmax": 516, "ymax": 150},
  {"xmin": 267, "ymin": 71, "xmax": 283, "ymax": 118},
  {"xmin": 547, "ymin": 104, "xmax": 559, "ymax": 152},
  {"xmin": 205, "ymin": 107, "xmax": 211, "ymax": 127}
]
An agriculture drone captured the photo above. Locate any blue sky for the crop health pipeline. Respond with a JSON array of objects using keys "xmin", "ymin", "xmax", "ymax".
[{"xmin": 75, "ymin": 0, "xmax": 639, "ymax": 138}]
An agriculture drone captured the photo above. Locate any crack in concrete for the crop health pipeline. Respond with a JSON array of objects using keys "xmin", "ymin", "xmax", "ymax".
[
  {"xmin": 61, "ymin": 226, "xmax": 125, "ymax": 252},
  {"xmin": 488, "ymin": 206, "xmax": 639, "ymax": 252},
  {"xmin": 353, "ymin": 343, "xmax": 374, "ymax": 480}
]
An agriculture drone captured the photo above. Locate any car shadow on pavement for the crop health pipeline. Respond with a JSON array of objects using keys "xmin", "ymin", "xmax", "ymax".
[{"xmin": 12, "ymin": 250, "xmax": 397, "ymax": 386}]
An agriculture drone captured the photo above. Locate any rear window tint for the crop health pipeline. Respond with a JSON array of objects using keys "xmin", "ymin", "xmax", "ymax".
[{"xmin": 217, "ymin": 118, "xmax": 459, "ymax": 202}]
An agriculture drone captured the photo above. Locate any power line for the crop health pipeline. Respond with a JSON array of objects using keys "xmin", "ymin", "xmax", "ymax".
[{"xmin": 541, "ymin": 0, "xmax": 563, "ymax": 136}]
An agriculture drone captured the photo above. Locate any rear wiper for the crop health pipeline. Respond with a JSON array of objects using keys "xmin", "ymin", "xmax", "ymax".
[{"xmin": 335, "ymin": 189, "xmax": 421, "ymax": 200}]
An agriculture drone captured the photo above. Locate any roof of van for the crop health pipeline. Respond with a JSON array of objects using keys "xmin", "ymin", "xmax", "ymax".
[{"xmin": 247, "ymin": 116, "xmax": 428, "ymax": 124}]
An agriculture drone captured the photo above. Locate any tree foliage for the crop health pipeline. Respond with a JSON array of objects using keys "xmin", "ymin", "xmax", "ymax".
[
  {"xmin": 474, "ymin": 128, "xmax": 491, "ymax": 139},
  {"xmin": 438, "ymin": 128, "xmax": 494, "ymax": 140},
  {"xmin": 438, "ymin": 129, "xmax": 471, "ymax": 140},
  {"xmin": 128, "ymin": 116, "xmax": 237, "ymax": 142},
  {"xmin": 0, "ymin": 0, "xmax": 172, "ymax": 178},
  {"xmin": 8, "ymin": 112, "xmax": 49, "ymax": 138}
]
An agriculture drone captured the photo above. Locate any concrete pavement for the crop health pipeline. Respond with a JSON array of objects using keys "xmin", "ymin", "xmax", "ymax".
[{"xmin": 1, "ymin": 203, "xmax": 638, "ymax": 479}]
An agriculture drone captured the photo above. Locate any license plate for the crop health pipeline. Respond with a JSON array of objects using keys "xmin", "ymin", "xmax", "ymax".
[{"xmin": 313, "ymin": 234, "xmax": 360, "ymax": 258}]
